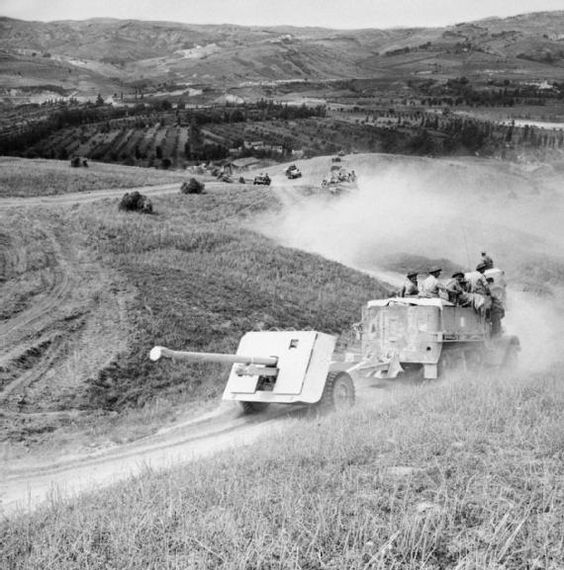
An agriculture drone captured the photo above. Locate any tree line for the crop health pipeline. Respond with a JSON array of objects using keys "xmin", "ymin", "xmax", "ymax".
[{"xmin": 0, "ymin": 100, "xmax": 327, "ymax": 157}]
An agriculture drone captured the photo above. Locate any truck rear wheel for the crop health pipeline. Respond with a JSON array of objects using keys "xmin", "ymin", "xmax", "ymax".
[
  {"xmin": 318, "ymin": 371, "xmax": 355, "ymax": 412},
  {"xmin": 240, "ymin": 401, "xmax": 270, "ymax": 414}
]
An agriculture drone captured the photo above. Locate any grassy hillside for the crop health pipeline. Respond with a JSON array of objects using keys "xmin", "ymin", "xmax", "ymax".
[
  {"xmin": 2, "ymin": 368, "xmax": 562, "ymax": 567},
  {"xmin": 0, "ymin": 164, "xmax": 388, "ymax": 448},
  {"xmin": 3, "ymin": 11, "xmax": 564, "ymax": 100},
  {"xmin": 0, "ymin": 157, "xmax": 189, "ymax": 197},
  {"xmin": 77, "ymin": 187, "xmax": 387, "ymax": 411}
]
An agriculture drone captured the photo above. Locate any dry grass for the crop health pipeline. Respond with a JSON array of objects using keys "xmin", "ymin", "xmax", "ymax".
[
  {"xmin": 0, "ymin": 157, "xmax": 189, "ymax": 197},
  {"xmin": 2, "ymin": 367, "xmax": 562, "ymax": 568}
]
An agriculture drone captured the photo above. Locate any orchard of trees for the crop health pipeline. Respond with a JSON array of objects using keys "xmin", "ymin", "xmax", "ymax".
[{"xmin": 1, "ymin": 86, "xmax": 564, "ymax": 166}]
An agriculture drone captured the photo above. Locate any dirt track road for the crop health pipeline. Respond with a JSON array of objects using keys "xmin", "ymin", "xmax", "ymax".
[
  {"xmin": 1, "ymin": 375, "xmax": 391, "ymax": 517},
  {"xmin": 0, "ymin": 182, "xmax": 218, "ymax": 211},
  {"xmin": 0, "ymin": 402, "xmax": 293, "ymax": 516}
]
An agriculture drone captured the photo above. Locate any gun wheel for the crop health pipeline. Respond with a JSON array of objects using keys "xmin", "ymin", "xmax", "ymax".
[
  {"xmin": 240, "ymin": 401, "xmax": 270, "ymax": 414},
  {"xmin": 318, "ymin": 371, "xmax": 355, "ymax": 412}
]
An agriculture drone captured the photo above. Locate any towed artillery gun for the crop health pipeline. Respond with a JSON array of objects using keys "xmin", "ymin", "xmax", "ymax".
[{"xmin": 150, "ymin": 331, "xmax": 355, "ymax": 414}]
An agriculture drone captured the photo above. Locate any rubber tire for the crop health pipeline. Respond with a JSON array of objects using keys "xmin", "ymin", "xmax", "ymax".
[
  {"xmin": 240, "ymin": 401, "xmax": 270, "ymax": 414},
  {"xmin": 318, "ymin": 371, "xmax": 355, "ymax": 412}
]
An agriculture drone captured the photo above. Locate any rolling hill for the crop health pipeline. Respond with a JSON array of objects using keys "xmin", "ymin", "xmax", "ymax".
[{"xmin": 2, "ymin": 11, "xmax": 564, "ymax": 103}]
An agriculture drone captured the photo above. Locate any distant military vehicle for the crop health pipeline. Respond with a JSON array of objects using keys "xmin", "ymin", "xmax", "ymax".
[
  {"xmin": 285, "ymin": 164, "xmax": 302, "ymax": 179},
  {"xmin": 253, "ymin": 174, "xmax": 271, "ymax": 186}
]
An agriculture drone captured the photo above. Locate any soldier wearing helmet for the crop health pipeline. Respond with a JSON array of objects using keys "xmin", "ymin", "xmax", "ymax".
[
  {"xmin": 446, "ymin": 271, "xmax": 470, "ymax": 305},
  {"xmin": 486, "ymin": 276, "xmax": 505, "ymax": 336},
  {"xmin": 481, "ymin": 251, "xmax": 494, "ymax": 270},
  {"xmin": 399, "ymin": 271, "xmax": 419, "ymax": 297},
  {"xmin": 465, "ymin": 261, "xmax": 490, "ymax": 296},
  {"xmin": 420, "ymin": 267, "xmax": 444, "ymax": 298}
]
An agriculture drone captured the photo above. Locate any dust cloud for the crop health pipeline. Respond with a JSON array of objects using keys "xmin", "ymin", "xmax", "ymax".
[
  {"xmin": 267, "ymin": 165, "xmax": 461, "ymax": 270},
  {"xmin": 505, "ymin": 291, "xmax": 564, "ymax": 373},
  {"xmin": 257, "ymin": 155, "xmax": 564, "ymax": 373}
]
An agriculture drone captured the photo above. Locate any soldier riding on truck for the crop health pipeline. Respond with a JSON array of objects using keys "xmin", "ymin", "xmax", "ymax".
[{"xmin": 349, "ymin": 253, "xmax": 517, "ymax": 380}]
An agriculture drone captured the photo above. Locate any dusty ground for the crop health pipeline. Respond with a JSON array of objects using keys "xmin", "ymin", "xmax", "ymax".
[{"xmin": 1, "ymin": 153, "xmax": 563, "ymax": 516}]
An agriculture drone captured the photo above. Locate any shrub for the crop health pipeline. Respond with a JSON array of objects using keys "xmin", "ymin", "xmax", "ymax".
[
  {"xmin": 70, "ymin": 156, "xmax": 89, "ymax": 167},
  {"xmin": 238, "ymin": 176, "xmax": 246, "ymax": 184},
  {"xmin": 180, "ymin": 178, "xmax": 205, "ymax": 194},
  {"xmin": 118, "ymin": 191, "xmax": 153, "ymax": 214}
]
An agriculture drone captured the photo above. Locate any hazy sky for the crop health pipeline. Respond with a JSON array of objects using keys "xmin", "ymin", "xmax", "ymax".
[{"xmin": 2, "ymin": 0, "xmax": 563, "ymax": 29}]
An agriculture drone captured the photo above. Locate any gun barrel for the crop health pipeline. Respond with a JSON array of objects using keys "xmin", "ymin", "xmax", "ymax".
[{"xmin": 150, "ymin": 346, "xmax": 278, "ymax": 367}]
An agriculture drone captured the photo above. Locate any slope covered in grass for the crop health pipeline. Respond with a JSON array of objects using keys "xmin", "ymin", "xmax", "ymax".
[
  {"xmin": 0, "ymin": 157, "xmax": 189, "ymax": 197},
  {"xmin": 75, "ymin": 185, "xmax": 388, "ymax": 410},
  {"xmin": 1, "ymin": 173, "xmax": 388, "ymax": 448},
  {"xmin": 2, "ymin": 368, "xmax": 562, "ymax": 568}
]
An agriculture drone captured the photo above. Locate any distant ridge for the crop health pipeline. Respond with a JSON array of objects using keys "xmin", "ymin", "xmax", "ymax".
[{"xmin": 2, "ymin": 10, "xmax": 564, "ymax": 98}]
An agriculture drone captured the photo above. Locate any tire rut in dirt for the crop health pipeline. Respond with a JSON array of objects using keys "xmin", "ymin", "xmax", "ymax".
[{"xmin": 0, "ymin": 231, "xmax": 73, "ymax": 346}]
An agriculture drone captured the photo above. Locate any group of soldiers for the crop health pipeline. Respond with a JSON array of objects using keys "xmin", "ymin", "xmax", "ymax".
[{"xmin": 398, "ymin": 252, "xmax": 505, "ymax": 335}]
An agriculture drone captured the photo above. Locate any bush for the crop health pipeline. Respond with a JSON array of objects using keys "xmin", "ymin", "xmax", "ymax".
[
  {"xmin": 180, "ymin": 178, "xmax": 205, "ymax": 194},
  {"xmin": 70, "ymin": 156, "xmax": 88, "ymax": 167},
  {"xmin": 118, "ymin": 191, "xmax": 153, "ymax": 214},
  {"xmin": 239, "ymin": 176, "xmax": 246, "ymax": 184}
]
